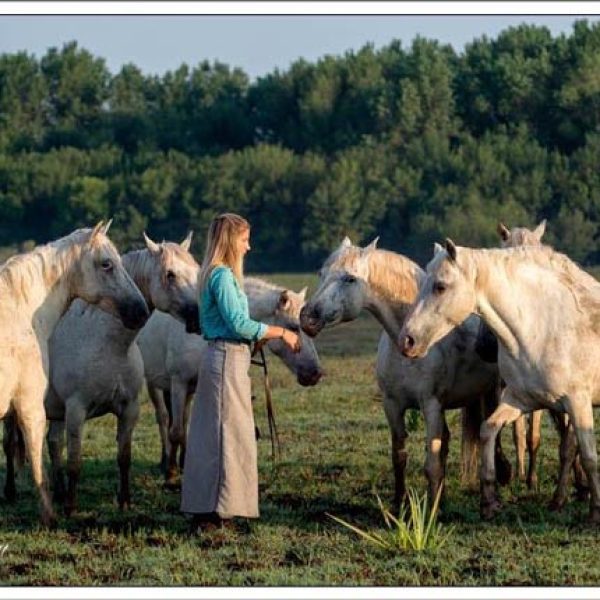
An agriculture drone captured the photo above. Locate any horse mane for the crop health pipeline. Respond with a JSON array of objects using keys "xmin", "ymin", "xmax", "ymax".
[
  {"xmin": 473, "ymin": 245, "xmax": 600, "ymax": 312},
  {"xmin": 0, "ymin": 229, "xmax": 91, "ymax": 300}
]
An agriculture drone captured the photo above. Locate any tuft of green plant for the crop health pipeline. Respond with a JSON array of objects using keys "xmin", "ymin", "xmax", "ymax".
[{"xmin": 327, "ymin": 486, "xmax": 454, "ymax": 553}]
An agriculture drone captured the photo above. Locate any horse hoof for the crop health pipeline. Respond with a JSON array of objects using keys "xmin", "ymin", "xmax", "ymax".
[
  {"xmin": 548, "ymin": 498, "xmax": 565, "ymax": 512},
  {"xmin": 574, "ymin": 487, "xmax": 590, "ymax": 502},
  {"xmin": 42, "ymin": 512, "xmax": 58, "ymax": 529},
  {"xmin": 480, "ymin": 500, "xmax": 502, "ymax": 520},
  {"xmin": 163, "ymin": 479, "xmax": 181, "ymax": 492},
  {"xmin": 526, "ymin": 476, "xmax": 538, "ymax": 490}
]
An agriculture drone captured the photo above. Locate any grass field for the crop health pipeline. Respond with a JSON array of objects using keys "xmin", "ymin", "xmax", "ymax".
[{"xmin": 1, "ymin": 273, "xmax": 600, "ymax": 586}]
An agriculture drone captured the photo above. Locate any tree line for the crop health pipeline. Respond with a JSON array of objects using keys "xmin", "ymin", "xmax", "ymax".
[{"xmin": 1, "ymin": 20, "xmax": 600, "ymax": 270}]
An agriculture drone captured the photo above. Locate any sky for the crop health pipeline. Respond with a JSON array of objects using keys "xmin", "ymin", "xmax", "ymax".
[{"xmin": 0, "ymin": 13, "xmax": 599, "ymax": 80}]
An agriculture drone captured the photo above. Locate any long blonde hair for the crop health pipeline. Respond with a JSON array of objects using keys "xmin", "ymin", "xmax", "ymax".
[{"xmin": 198, "ymin": 213, "xmax": 250, "ymax": 294}]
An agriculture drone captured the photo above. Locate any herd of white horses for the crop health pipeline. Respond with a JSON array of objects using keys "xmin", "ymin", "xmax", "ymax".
[{"xmin": 0, "ymin": 218, "xmax": 597, "ymax": 529}]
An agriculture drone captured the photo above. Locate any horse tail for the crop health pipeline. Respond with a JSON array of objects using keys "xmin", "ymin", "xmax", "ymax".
[{"xmin": 460, "ymin": 399, "xmax": 482, "ymax": 488}]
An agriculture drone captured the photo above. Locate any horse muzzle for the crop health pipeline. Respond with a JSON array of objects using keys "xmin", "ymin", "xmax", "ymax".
[
  {"xmin": 118, "ymin": 298, "xmax": 150, "ymax": 330},
  {"xmin": 299, "ymin": 307, "xmax": 324, "ymax": 338},
  {"xmin": 399, "ymin": 333, "xmax": 426, "ymax": 359},
  {"xmin": 297, "ymin": 367, "xmax": 324, "ymax": 387}
]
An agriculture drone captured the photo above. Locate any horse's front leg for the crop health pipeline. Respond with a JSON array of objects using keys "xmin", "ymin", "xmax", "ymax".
[
  {"xmin": 422, "ymin": 397, "xmax": 446, "ymax": 506},
  {"xmin": 46, "ymin": 419, "xmax": 66, "ymax": 504},
  {"xmin": 548, "ymin": 411, "xmax": 577, "ymax": 511},
  {"xmin": 116, "ymin": 398, "xmax": 140, "ymax": 510},
  {"xmin": 565, "ymin": 398, "xmax": 600, "ymax": 523},
  {"xmin": 64, "ymin": 397, "xmax": 87, "ymax": 517},
  {"xmin": 382, "ymin": 395, "xmax": 408, "ymax": 512},
  {"xmin": 480, "ymin": 391, "xmax": 522, "ymax": 520},
  {"xmin": 3, "ymin": 416, "xmax": 17, "ymax": 502},
  {"xmin": 165, "ymin": 377, "xmax": 188, "ymax": 489}
]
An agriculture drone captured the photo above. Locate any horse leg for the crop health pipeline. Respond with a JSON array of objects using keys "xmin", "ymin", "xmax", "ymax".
[
  {"xmin": 564, "ymin": 399, "xmax": 600, "ymax": 523},
  {"xmin": 179, "ymin": 391, "xmax": 193, "ymax": 471},
  {"xmin": 64, "ymin": 398, "xmax": 87, "ymax": 517},
  {"xmin": 116, "ymin": 398, "xmax": 139, "ymax": 510},
  {"xmin": 147, "ymin": 384, "xmax": 170, "ymax": 474},
  {"xmin": 423, "ymin": 398, "xmax": 446, "ymax": 506},
  {"xmin": 17, "ymin": 399, "xmax": 55, "ymax": 527},
  {"xmin": 573, "ymin": 453, "xmax": 589, "ymax": 501},
  {"xmin": 513, "ymin": 415, "xmax": 527, "ymax": 483},
  {"xmin": 46, "ymin": 420, "xmax": 66, "ymax": 504},
  {"xmin": 165, "ymin": 378, "xmax": 187, "ymax": 488},
  {"xmin": 3, "ymin": 416, "xmax": 17, "ymax": 502},
  {"xmin": 382, "ymin": 396, "xmax": 408, "ymax": 512},
  {"xmin": 480, "ymin": 394, "xmax": 522, "ymax": 520},
  {"xmin": 548, "ymin": 413, "xmax": 577, "ymax": 511},
  {"xmin": 526, "ymin": 410, "xmax": 542, "ymax": 489}
]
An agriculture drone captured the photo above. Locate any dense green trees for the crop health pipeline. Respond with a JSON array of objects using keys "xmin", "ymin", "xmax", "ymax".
[{"xmin": 1, "ymin": 21, "xmax": 600, "ymax": 269}]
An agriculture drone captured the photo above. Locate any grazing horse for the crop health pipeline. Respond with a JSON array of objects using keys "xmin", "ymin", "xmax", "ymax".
[
  {"xmin": 400, "ymin": 241, "xmax": 600, "ymax": 522},
  {"xmin": 33, "ymin": 232, "xmax": 200, "ymax": 516},
  {"xmin": 0, "ymin": 223, "xmax": 149, "ymax": 526},
  {"xmin": 137, "ymin": 277, "xmax": 324, "ymax": 486},
  {"xmin": 300, "ymin": 237, "xmax": 510, "ymax": 508}
]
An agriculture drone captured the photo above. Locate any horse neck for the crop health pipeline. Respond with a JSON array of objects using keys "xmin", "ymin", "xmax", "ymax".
[
  {"xmin": 470, "ymin": 248, "xmax": 569, "ymax": 358},
  {"xmin": 364, "ymin": 250, "xmax": 424, "ymax": 339},
  {"xmin": 122, "ymin": 250, "xmax": 154, "ymax": 311},
  {"xmin": 245, "ymin": 279, "xmax": 280, "ymax": 321},
  {"xmin": 1, "ymin": 243, "xmax": 81, "ymax": 340}
]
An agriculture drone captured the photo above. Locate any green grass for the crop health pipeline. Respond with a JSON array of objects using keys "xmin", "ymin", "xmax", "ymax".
[{"xmin": 2, "ymin": 273, "xmax": 600, "ymax": 585}]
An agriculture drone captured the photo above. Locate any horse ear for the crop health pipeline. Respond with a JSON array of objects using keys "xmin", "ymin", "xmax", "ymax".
[
  {"xmin": 363, "ymin": 236, "xmax": 379, "ymax": 254},
  {"xmin": 143, "ymin": 232, "xmax": 161, "ymax": 254},
  {"xmin": 497, "ymin": 222, "xmax": 510, "ymax": 242},
  {"xmin": 340, "ymin": 236, "xmax": 352, "ymax": 248},
  {"xmin": 298, "ymin": 286, "xmax": 308, "ymax": 302},
  {"xmin": 88, "ymin": 221, "xmax": 105, "ymax": 246},
  {"xmin": 445, "ymin": 238, "xmax": 457, "ymax": 262},
  {"xmin": 433, "ymin": 242, "xmax": 444, "ymax": 255},
  {"xmin": 534, "ymin": 219, "xmax": 547, "ymax": 241},
  {"xmin": 102, "ymin": 219, "xmax": 113, "ymax": 235},
  {"xmin": 180, "ymin": 230, "xmax": 193, "ymax": 251},
  {"xmin": 278, "ymin": 290, "xmax": 291, "ymax": 311}
]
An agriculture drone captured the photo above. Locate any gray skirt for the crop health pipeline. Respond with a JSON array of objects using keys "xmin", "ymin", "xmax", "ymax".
[{"xmin": 180, "ymin": 339, "xmax": 259, "ymax": 518}]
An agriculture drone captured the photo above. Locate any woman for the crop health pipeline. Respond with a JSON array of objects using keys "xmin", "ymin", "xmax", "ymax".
[{"xmin": 181, "ymin": 213, "xmax": 301, "ymax": 532}]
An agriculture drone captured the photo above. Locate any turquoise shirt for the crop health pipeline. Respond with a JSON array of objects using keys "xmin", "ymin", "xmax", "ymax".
[{"xmin": 200, "ymin": 266, "xmax": 267, "ymax": 342}]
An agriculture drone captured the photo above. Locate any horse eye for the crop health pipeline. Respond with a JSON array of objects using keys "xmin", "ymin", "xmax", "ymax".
[
  {"xmin": 101, "ymin": 259, "xmax": 113, "ymax": 272},
  {"xmin": 344, "ymin": 274, "xmax": 356, "ymax": 284},
  {"xmin": 433, "ymin": 281, "xmax": 446, "ymax": 294},
  {"xmin": 167, "ymin": 270, "xmax": 176, "ymax": 282}
]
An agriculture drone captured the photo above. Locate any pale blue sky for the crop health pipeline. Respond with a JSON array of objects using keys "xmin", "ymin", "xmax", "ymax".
[{"xmin": 0, "ymin": 15, "xmax": 598, "ymax": 80}]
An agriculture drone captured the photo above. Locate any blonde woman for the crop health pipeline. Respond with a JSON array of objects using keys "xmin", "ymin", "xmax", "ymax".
[{"xmin": 181, "ymin": 213, "xmax": 301, "ymax": 532}]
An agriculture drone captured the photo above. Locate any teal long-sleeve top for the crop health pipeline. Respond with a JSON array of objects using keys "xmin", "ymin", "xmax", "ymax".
[{"xmin": 200, "ymin": 265, "xmax": 267, "ymax": 342}]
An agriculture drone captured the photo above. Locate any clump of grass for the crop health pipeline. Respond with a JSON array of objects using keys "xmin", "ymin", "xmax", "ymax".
[{"xmin": 327, "ymin": 486, "xmax": 453, "ymax": 553}]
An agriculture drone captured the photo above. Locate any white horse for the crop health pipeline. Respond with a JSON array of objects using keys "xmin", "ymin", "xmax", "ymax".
[
  {"xmin": 137, "ymin": 277, "xmax": 324, "ymax": 486},
  {"xmin": 0, "ymin": 222, "xmax": 149, "ymax": 526},
  {"xmin": 300, "ymin": 238, "xmax": 510, "ymax": 508},
  {"xmin": 32, "ymin": 233, "xmax": 200, "ymax": 516},
  {"xmin": 400, "ymin": 241, "xmax": 600, "ymax": 522}
]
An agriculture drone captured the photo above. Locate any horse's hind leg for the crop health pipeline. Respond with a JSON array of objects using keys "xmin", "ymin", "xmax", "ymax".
[
  {"xmin": 165, "ymin": 378, "xmax": 187, "ymax": 489},
  {"xmin": 526, "ymin": 410, "xmax": 542, "ymax": 489},
  {"xmin": 64, "ymin": 398, "xmax": 87, "ymax": 517},
  {"xmin": 179, "ymin": 391, "xmax": 193, "ymax": 471},
  {"xmin": 116, "ymin": 398, "xmax": 140, "ymax": 510},
  {"xmin": 3, "ymin": 416, "xmax": 17, "ymax": 502},
  {"xmin": 513, "ymin": 416, "xmax": 527, "ymax": 482},
  {"xmin": 548, "ymin": 413, "xmax": 577, "ymax": 511},
  {"xmin": 565, "ymin": 399, "xmax": 600, "ymax": 523},
  {"xmin": 382, "ymin": 395, "xmax": 408, "ymax": 512},
  {"xmin": 46, "ymin": 420, "xmax": 66, "ymax": 504},
  {"xmin": 147, "ymin": 384, "xmax": 170, "ymax": 473}
]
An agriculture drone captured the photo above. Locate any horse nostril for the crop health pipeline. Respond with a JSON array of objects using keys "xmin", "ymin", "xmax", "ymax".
[{"xmin": 404, "ymin": 335, "xmax": 415, "ymax": 351}]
